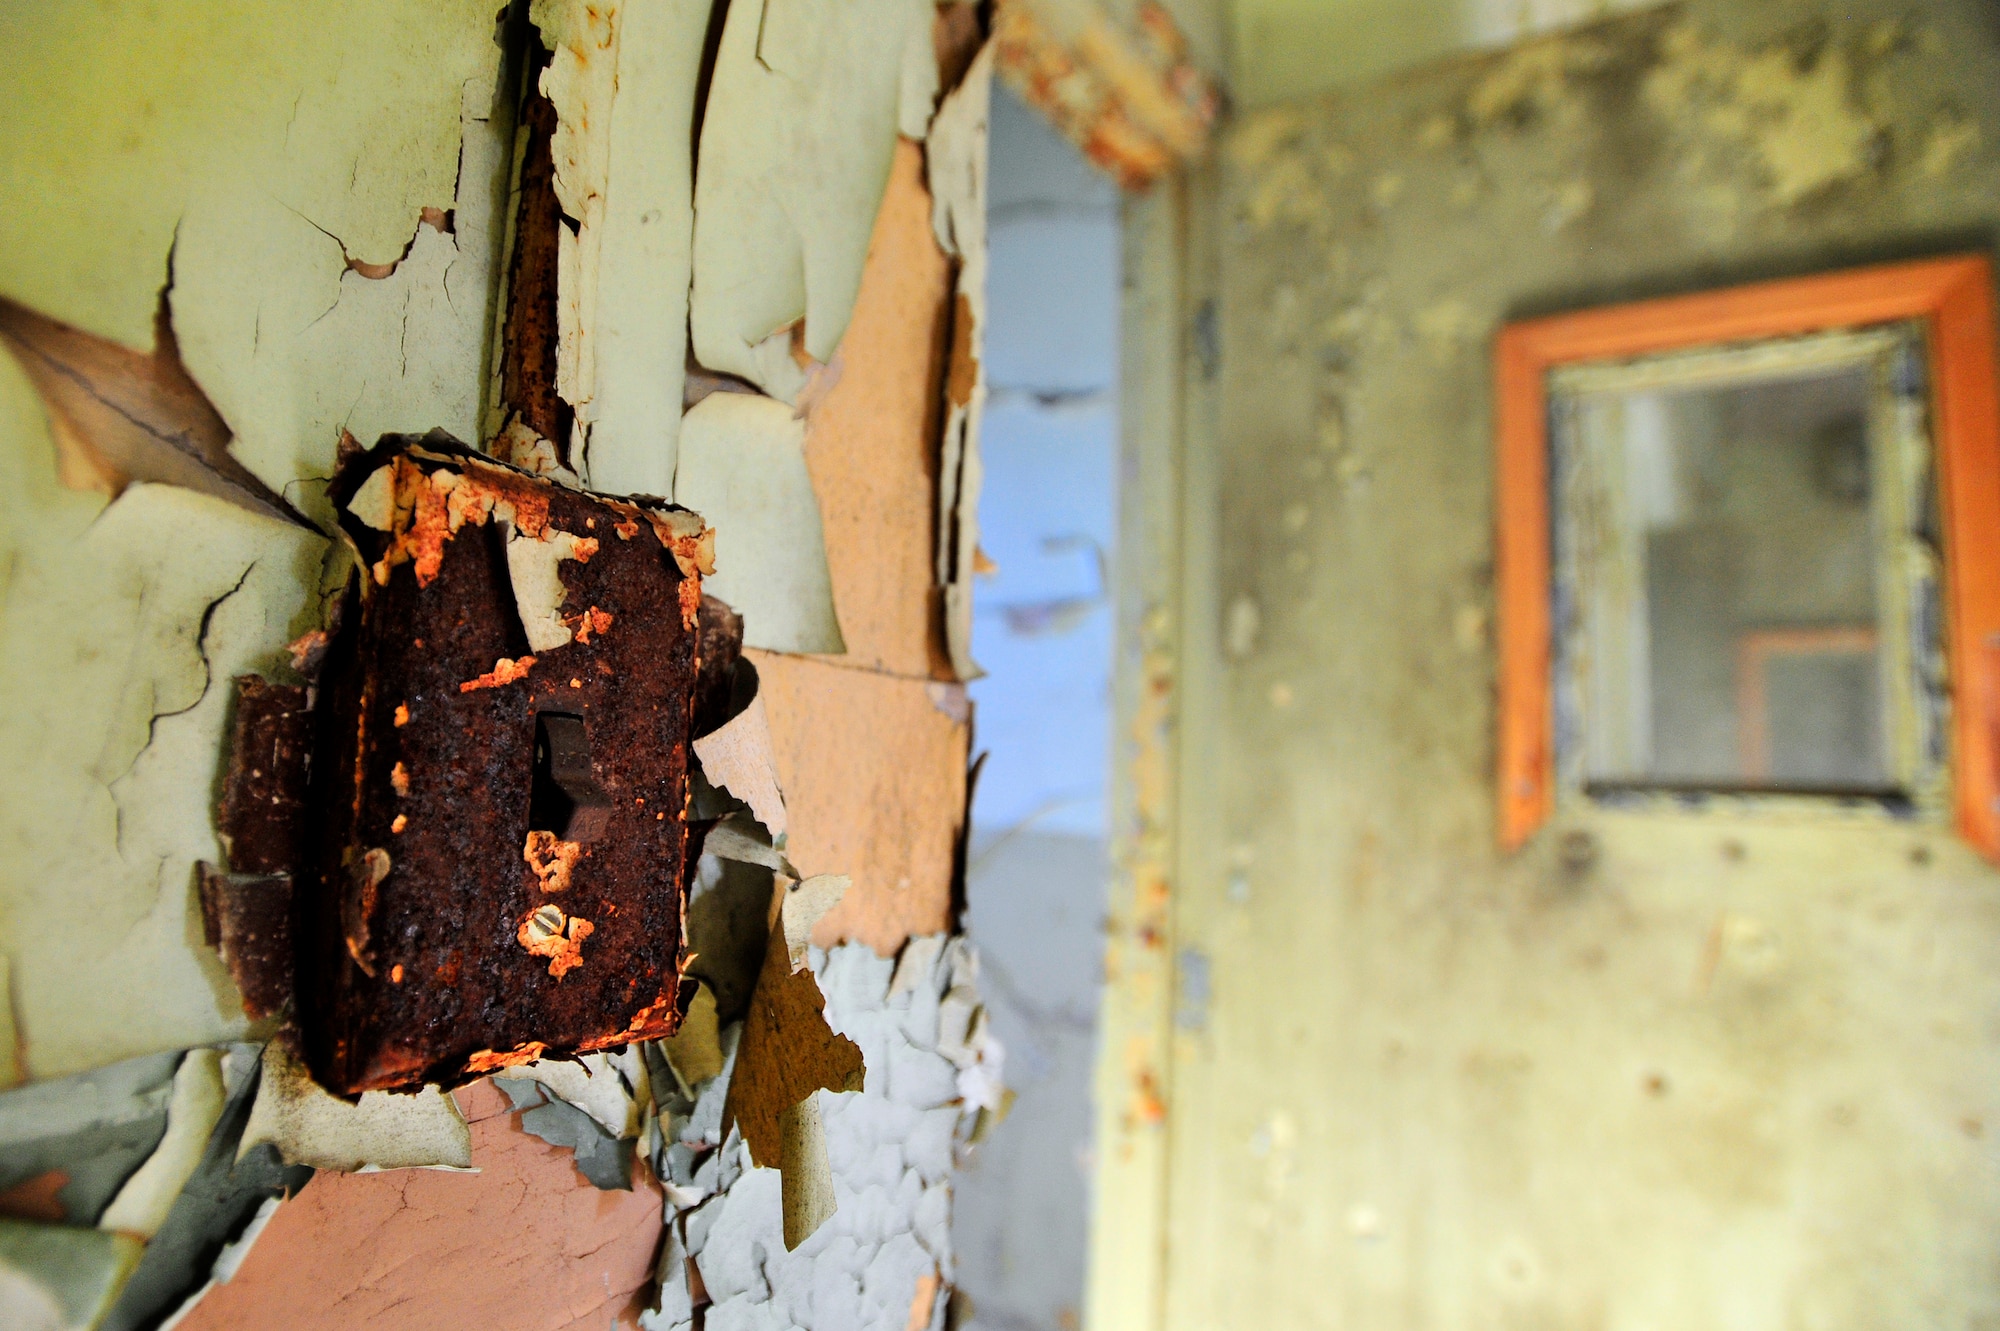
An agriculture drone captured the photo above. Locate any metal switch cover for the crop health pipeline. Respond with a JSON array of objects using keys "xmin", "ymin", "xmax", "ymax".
[{"xmin": 292, "ymin": 432, "xmax": 715, "ymax": 1096}]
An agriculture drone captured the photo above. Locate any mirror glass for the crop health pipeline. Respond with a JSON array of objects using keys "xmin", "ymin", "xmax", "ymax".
[{"xmin": 1551, "ymin": 329, "xmax": 1932, "ymax": 797}]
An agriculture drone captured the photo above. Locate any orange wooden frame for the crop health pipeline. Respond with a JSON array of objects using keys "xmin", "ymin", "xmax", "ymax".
[{"xmin": 1494, "ymin": 255, "xmax": 2000, "ymax": 855}]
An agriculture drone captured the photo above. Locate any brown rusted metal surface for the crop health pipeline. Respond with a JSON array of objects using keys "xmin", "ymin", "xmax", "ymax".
[
  {"xmin": 692, "ymin": 595, "xmax": 746, "ymax": 739},
  {"xmin": 219, "ymin": 676, "xmax": 313, "ymax": 876},
  {"xmin": 299, "ymin": 432, "xmax": 705, "ymax": 1095},
  {"xmin": 198, "ymin": 866, "xmax": 296, "ymax": 1022},
  {"xmin": 499, "ymin": 82, "xmax": 575, "ymax": 462}
]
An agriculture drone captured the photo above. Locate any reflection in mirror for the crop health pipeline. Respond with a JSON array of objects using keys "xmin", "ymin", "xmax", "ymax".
[{"xmin": 1551, "ymin": 327, "xmax": 1939, "ymax": 799}]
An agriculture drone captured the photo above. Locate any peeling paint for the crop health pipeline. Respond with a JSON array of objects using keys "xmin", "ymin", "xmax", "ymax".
[
  {"xmin": 928, "ymin": 45, "xmax": 994, "ymax": 682},
  {"xmin": 689, "ymin": 0, "xmax": 937, "ymax": 399},
  {"xmin": 1643, "ymin": 22, "xmax": 1883, "ymax": 206},
  {"xmin": 530, "ymin": 0, "xmax": 623, "ymax": 453},
  {"xmin": 0, "ymin": 344, "xmax": 324, "ymax": 1079},
  {"xmin": 643, "ymin": 936, "xmax": 997, "ymax": 1331},
  {"xmin": 674, "ymin": 393, "xmax": 845, "ymax": 654}
]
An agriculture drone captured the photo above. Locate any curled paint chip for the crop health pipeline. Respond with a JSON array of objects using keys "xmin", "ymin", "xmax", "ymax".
[{"xmin": 505, "ymin": 525, "xmax": 601, "ymax": 652}]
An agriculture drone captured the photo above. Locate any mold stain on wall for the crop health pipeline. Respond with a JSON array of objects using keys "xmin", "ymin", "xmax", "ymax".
[{"xmin": 1165, "ymin": 1, "xmax": 2000, "ymax": 1327}]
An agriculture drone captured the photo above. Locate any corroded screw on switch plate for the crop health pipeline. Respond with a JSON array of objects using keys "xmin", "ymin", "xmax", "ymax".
[{"xmin": 531, "ymin": 712, "xmax": 613, "ymax": 842}]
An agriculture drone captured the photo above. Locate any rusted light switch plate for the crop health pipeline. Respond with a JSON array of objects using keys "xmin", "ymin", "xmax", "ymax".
[{"xmin": 288, "ymin": 432, "xmax": 715, "ymax": 1096}]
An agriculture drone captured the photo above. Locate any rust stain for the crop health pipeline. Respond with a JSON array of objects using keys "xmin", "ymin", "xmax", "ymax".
[
  {"xmin": 647, "ymin": 511, "xmax": 715, "ymax": 631},
  {"xmin": 944, "ymin": 291, "xmax": 980, "ymax": 411},
  {"xmin": 368, "ymin": 453, "xmax": 557, "ymax": 588},
  {"xmin": 0, "ymin": 1170, "xmax": 70, "ymax": 1223},
  {"xmin": 464, "ymin": 1042, "xmax": 550, "ymax": 1075}
]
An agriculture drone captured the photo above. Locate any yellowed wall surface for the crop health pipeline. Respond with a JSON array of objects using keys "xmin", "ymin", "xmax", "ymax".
[
  {"xmin": 1224, "ymin": 0, "xmax": 1668, "ymax": 108},
  {"xmin": 1164, "ymin": 1, "xmax": 2000, "ymax": 1324}
]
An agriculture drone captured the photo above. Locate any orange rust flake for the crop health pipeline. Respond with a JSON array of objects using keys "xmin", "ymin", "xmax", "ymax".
[
  {"xmin": 523, "ymin": 830, "xmax": 582, "ymax": 894},
  {"xmin": 1131, "ymin": 1069, "xmax": 1167, "ymax": 1126},
  {"xmin": 594, "ymin": 987, "xmax": 682, "ymax": 1045},
  {"xmin": 391, "ymin": 814, "xmax": 408, "ymax": 834},
  {"xmin": 614, "ymin": 518, "xmax": 640, "ymax": 540},
  {"xmin": 393, "ymin": 703, "xmax": 410, "ymax": 727},
  {"xmin": 459, "ymin": 655, "xmax": 537, "ymax": 693},
  {"xmin": 565, "ymin": 605, "xmax": 614, "ymax": 643},
  {"xmin": 517, "ymin": 905, "xmax": 594, "ymax": 980},
  {"xmin": 390, "ymin": 762, "xmax": 411, "ymax": 797},
  {"xmin": 287, "ymin": 629, "xmax": 330, "ymax": 673},
  {"xmin": 465, "ymin": 1042, "xmax": 549, "ymax": 1075},
  {"xmin": 654, "ymin": 510, "xmax": 714, "ymax": 630},
  {"xmin": 367, "ymin": 456, "xmax": 562, "ymax": 588},
  {"xmin": 390, "ymin": 964, "xmax": 404, "ymax": 984}
]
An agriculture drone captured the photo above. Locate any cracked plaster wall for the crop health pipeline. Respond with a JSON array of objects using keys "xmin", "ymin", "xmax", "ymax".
[
  {"xmin": 1174, "ymin": 1, "xmax": 2000, "ymax": 1326},
  {"xmin": 0, "ymin": 0, "xmax": 503, "ymax": 1081}
]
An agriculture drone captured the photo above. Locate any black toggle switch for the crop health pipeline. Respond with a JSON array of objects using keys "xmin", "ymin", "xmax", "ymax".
[{"xmin": 530, "ymin": 712, "xmax": 613, "ymax": 842}]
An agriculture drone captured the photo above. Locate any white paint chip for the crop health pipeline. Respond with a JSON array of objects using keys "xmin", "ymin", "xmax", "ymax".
[
  {"xmin": 239, "ymin": 1042, "xmax": 471, "ymax": 1173},
  {"xmin": 531, "ymin": 0, "xmax": 623, "ymax": 455},
  {"xmin": 927, "ymin": 44, "xmax": 992, "ymax": 681},
  {"xmin": 584, "ymin": 0, "xmax": 710, "ymax": 497},
  {"xmin": 689, "ymin": 0, "xmax": 935, "ymax": 399},
  {"xmin": 97, "ymin": 1049, "xmax": 227, "ymax": 1238},
  {"xmin": 672, "ymin": 392, "xmax": 844, "ymax": 654},
  {"xmin": 497, "ymin": 1051, "xmax": 640, "ymax": 1139},
  {"xmin": 504, "ymin": 524, "xmax": 599, "ymax": 652},
  {"xmin": 782, "ymin": 876, "xmax": 852, "ymax": 973}
]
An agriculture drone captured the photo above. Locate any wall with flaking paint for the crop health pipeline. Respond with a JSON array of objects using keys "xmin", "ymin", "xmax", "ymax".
[
  {"xmin": 1172, "ymin": 1, "xmax": 2000, "ymax": 1324},
  {"xmin": 0, "ymin": 1, "xmax": 1002, "ymax": 1325}
]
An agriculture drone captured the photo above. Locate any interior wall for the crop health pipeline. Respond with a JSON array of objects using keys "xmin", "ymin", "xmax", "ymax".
[
  {"xmin": 1171, "ymin": 0, "xmax": 2000, "ymax": 1325},
  {"xmin": 1225, "ymin": 0, "xmax": 1669, "ymax": 109}
]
